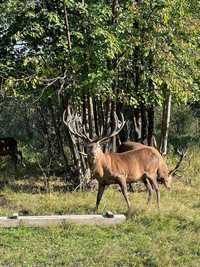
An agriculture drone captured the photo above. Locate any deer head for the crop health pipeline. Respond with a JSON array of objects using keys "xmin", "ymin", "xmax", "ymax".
[{"xmin": 63, "ymin": 109, "xmax": 126, "ymax": 162}]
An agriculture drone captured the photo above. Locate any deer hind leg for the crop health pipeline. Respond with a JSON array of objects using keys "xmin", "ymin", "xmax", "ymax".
[
  {"xmin": 118, "ymin": 179, "xmax": 131, "ymax": 210},
  {"xmin": 144, "ymin": 177, "xmax": 154, "ymax": 206},
  {"xmin": 149, "ymin": 178, "xmax": 160, "ymax": 208},
  {"xmin": 95, "ymin": 183, "xmax": 106, "ymax": 212}
]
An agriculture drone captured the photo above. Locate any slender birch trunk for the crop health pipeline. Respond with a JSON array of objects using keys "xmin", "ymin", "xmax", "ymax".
[
  {"xmin": 147, "ymin": 106, "xmax": 155, "ymax": 146},
  {"xmin": 160, "ymin": 92, "xmax": 172, "ymax": 155},
  {"xmin": 140, "ymin": 104, "xmax": 147, "ymax": 143},
  {"xmin": 87, "ymin": 95, "xmax": 95, "ymax": 139}
]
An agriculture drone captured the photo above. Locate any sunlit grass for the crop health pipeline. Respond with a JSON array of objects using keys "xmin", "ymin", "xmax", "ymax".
[{"xmin": 0, "ymin": 147, "xmax": 200, "ymax": 266}]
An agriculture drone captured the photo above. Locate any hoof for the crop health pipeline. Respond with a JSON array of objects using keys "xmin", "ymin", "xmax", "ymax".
[
  {"xmin": 104, "ymin": 211, "xmax": 114, "ymax": 218},
  {"xmin": 7, "ymin": 213, "xmax": 18, "ymax": 219}
]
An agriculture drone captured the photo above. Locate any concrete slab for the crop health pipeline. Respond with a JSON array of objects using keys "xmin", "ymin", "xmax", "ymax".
[{"xmin": 0, "ymin": 214, "xmax": 126, "ymax": 228}]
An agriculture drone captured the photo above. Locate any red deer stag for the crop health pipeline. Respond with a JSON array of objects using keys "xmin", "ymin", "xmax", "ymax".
[
  {"xmin": 0, "ymin": 137, "xmax": 23, "ymax": 167},
  {"xmin": 63, "ymin": 111, "xmax": 165, "ymax": 211},
  {"xmin": 117, "ymin": 141, "xmax": 187, "ymax": 188}
]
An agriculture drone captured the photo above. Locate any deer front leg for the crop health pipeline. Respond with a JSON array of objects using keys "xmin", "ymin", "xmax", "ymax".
[{"xmin": 95, "ymin": 183, "xmax": 106, "ymax": 212}]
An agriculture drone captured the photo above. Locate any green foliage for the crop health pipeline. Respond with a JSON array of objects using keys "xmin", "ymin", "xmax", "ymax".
[
  {"xmin": 0, "ymin": 0, "xmax": 199, "ymax": 178},
  {"xmin": 0, "ymin": 0, "xmax": 199, "ymax": 105}
]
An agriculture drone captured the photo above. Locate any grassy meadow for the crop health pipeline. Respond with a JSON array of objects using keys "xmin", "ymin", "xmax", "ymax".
[{"xmin": 0, "ymin": 146, "xmax": 200, "ymax": 266}]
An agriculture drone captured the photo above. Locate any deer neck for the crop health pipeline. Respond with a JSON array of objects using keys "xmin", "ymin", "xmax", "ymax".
[{"xmin": 90, "ymin": 149, "xmax": 105, "ymax": 178}]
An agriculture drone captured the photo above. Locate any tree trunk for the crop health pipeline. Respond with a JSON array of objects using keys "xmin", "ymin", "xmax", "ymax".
[
  {"xmin": 103, "ymin": 97, "xmax": 112, "ymax": 152},
  {"xmin": 104, "ymin": 97, "xmax": 112, "ymax": 135},
  {"xmin": 133, "ymin": 108, "xmax": 141, "ymax": 141},
  {"xmin": 98, "ymin": 98, "xmax": 105, "ymax": 136},
  {"xmin": 63, "ymin": 1, "xmax": 72, "ymax": 50},
  {"xmin": 93, "ymin": 97, "xmax": 100, "ymax": 137},
  {"xmin": 140, "ymin": 104, "xmax": 147, "ymax": 143},
  {"xmin": 160, "ymin": 92, "xmax": 172, "ymax": 155},
  {"xmin": 38, "ymin": 105, "xmax": 53, "ymax": 164},
  {"xmin": 62, "ymin": 98, "xmax": 75, "ymax": 160},
  {"xmin": 48, "ymin": 100, "xmax": 69, "ymax": 168},
  {"xmin": 82, "ymin": 94, "xmax": 88, "ymax": 131},
  {"xmin": 111, "ymin": 101, "xmax": 117, "ymax": 152},
  {"xmin": 147, "ymin": 106, "xmax": 155, "ymax": 146},
  {"xmin": 112, "ymin": 0, "xmax": 119, "ymax": 23},
  {"xmin": 62, "ymin": 5, "xmax": 87, "ymax": 182},
  {"xmin": 87, "ymin": 95, "xmax": 95, "ymax": 139}
]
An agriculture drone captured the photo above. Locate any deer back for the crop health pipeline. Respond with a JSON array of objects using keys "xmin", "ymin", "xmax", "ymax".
[
  {"xmin": 95, "ymin": 148, "xmax": 160, "ymax": 183},
  {"xmin": 117, "ymin": 141, "xmax": 145, "ymax": 153}
]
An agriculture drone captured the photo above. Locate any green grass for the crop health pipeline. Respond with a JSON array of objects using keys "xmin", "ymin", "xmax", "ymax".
[{"xmin": 0, "ymin": 147, "xmax": 200, "ymax": 266}]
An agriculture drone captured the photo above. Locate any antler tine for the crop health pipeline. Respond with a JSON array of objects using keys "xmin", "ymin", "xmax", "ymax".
[
  {"xmin": 63, "ymin": 109, "xmax": 87, "ymax": 141},
  {"xmin": 72, "ymin": 114, "xmax": 83, "ymax": 137},
  {"xmin": 100, "ymin": 125, "xmax": 104, "ymax": 137},
  {"xmin": 73, "ymin": 113, "xmax": 91, "ymax": 141},
  {"xmin": 97, "ymin": 112, "xmax": 126, "ymax": 143},
  {"xmin": 169, "ymin": 147, "xmax": 188, "ymax": 176},
  {"xmin": 73, "ymin": 114, "xmax": 92, "ymax": 141},
  {"xmin": 63, "ymin": 109, "xmax": 69, "ymax": 128},
  {"xmin": 67, "ymin": 112, "xmax": 79, "ymax": 137},
  {"xmin": 177, "ymin": 148, "xmax": 188, "ymax": 159},
  {"xmin": 83, "ymin": 124, "xmax": 93, "ymax": 142},
  {"xmin": 113, "ymin": 112, "xmax": 119, "ymax": 132}
]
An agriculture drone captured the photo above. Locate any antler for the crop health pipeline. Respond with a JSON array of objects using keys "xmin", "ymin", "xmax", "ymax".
[
  {"xmin": 63, "ymin": 109, "xmax": 126, "ymax": 144},
  {"xmin": 96, "ymin": 112, "xmax": 126, "ymax": 143},
  {"xmin": 63, "ymin": 109, "xmax": 92, "ymax": 142},
  {"xmin": 169, "ymin": 148, "xmax": 188, "ymax": 176}
]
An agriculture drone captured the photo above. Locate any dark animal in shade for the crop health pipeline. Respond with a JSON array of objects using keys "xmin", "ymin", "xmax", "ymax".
[{"xmin": 0, "ymin": 137, "xmax": 22, "ymax": 166}]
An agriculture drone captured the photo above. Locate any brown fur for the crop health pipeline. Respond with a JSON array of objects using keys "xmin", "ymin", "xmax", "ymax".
[
  {"xmin": 63, "ymin": 111, "xmax": 162, "ymax": 211},
  {"xmin": 86, "ymin": 143, "xmax": 161, "ymax": 211},
  {"xmin": 117, "ymin": 141, "xmax": 171, "ymax": 189},
  {"xmin": 92, "ymin": 149, "xmax": 158, "ymax": 183}
]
